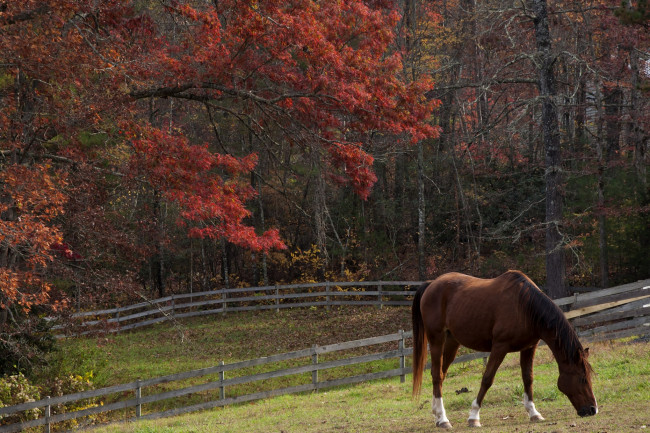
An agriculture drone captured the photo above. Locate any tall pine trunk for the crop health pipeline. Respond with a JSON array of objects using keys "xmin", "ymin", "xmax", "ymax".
[
  {"xmin": 531, "ymin": 0, "xmax": 568, "ymax": 299},
  {"xmin": 403, "ymin": 0, "xmax": 427, "ymax": 279}
]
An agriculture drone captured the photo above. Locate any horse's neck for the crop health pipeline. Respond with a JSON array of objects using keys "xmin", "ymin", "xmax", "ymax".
[
  {"xmin": 540, "ymin": 332, "xmax": 563, "ymax": 360},
  {"xmin": 538, "ymin": 329, "xmax": 574, "ymax": 368}
]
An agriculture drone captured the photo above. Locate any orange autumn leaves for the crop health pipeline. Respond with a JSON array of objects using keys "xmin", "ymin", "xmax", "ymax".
[{"xmin": 0, "ymin": 164, "xmax": 67, "ymax": 313}]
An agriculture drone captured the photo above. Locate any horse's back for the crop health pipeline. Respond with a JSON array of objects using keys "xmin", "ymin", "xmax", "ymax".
[{"xmin": 421, "ymin": 271, "xmax": 509, "ymax": 310}]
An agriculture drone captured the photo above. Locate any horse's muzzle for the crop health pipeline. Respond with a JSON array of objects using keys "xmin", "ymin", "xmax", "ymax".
[{"xmin": 578, "ymin": 405, "xmax": 598, "ymax": 417}]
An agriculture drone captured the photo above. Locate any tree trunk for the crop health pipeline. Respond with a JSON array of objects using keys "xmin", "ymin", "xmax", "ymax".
[
  {"xmin": 153, "ymin": 190, "xmax": 165, "ymax": 298},
  {"xmin": 417, "ymin": 141, "xmax": 426, "ymax": 279},
  {"xmin": 597, "ymin": 168, "xmax": 609, "ymax": 288},
  {"xmin": 628, "ymin": 49, "xmax": 646, "ymax": 186},
  {"xmin": 574, "ymin": 70, "xmax": 587, "ymax": 149},
  {"xmin": 531, "ymin": 0, "xmax": 567, "ymax": 298},
  {"xmin": 595, "ymin": 80, "xmax": 609, "ymax": 288},
  {"xmin": 604, "ymin": 86, "xmax": 623, "ymax": 158},
  {"xmin": 257, "ymin": 187, "xmax": 269, "ymax": 286},
  {"xmin": 221, "ymin": 238, "xmax": 230, "ymax": 289},
  {"xmin": 403, "ymin": 0, "xmax": 427, "ymax": 279},
  {"xmin": 312, "ymin": 154, "xmax": 328, "ymax": 261}
]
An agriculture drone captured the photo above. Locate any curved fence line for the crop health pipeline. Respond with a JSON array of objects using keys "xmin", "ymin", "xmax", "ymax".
[{"xmin": 54, "ymin": 281, "xmax": 424, "ymax": 337}]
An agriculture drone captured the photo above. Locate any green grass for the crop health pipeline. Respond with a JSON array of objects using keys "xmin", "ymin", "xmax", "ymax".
[
  {"xmin": 46, "ymin": 307, "xmax": 649, "ymax": 433},
  {"xmin": 53, "ymin": 307, "xmax": 413, "ymax": 387}
]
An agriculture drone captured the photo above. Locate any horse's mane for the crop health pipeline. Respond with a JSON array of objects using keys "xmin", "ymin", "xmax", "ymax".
[{"xmin": 504, "ymin": 270, "xmax": 591, "ymax": 371}]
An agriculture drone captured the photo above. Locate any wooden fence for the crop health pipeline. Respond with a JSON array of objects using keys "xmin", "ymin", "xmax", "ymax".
[
  {"xmin": 2, "ymin": 279, "xmax": 648, "ymax": 432},
  {"xmin": 561, "ymin": 278, "xmax": 650, "ymax": 342},
  {"xmin": 54, "ymin": 281, "xmax": 422, "ymax": 337}
]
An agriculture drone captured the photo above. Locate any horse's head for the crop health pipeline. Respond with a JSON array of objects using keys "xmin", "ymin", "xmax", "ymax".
[{"xmin": 557, "ymin": 348, "xmax": 598, "ymax": 417}]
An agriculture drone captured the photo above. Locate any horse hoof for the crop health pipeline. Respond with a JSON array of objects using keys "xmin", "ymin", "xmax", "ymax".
[
  {"xmin": 468, "ymin": 419, "xmax": 482, "ymax": 427},
  {"xmin": 530, "ymin": 415, "xmax": 545, "ymax": 422},
  {"xmin": 437, "ymin": 421, "xmax": 453, "ymax": 429}
]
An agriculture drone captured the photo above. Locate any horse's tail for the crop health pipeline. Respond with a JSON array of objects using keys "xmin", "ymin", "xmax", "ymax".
[{"xmin": 412, "ymin": 281, "xmax": 429, "ymax": 399}]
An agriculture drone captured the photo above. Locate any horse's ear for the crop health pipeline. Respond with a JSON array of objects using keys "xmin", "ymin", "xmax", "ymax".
[{"xmin": 584, "ymin": 347, "xmax": 590, "ymax": 358}]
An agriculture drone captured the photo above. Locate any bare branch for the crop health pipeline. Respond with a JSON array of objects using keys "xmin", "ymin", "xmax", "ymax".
[{"xmin": 0, "ymin": 3, "xmax": 48, "ymax": 26}]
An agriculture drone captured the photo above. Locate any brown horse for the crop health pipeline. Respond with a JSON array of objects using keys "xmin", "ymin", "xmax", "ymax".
[{"xmin": 412, "ymin": 270, "xmax": 597, "ymax": 428}]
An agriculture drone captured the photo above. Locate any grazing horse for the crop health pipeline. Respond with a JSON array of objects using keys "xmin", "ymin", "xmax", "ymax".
[{"xmin": 412, "ymin": 270, "xmax": 597, "ymax": 428}]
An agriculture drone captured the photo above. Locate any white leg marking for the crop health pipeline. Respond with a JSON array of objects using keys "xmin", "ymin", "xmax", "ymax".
[
  {"xmin": 523, "ymin": 393, "xmax": 544, "ymax": 421},
  {"xmin": 468, "ymin": 398, "xmax": 481, "ymax": 421},
  {"xmin": 467, "ymin": 399, "xmax": 482, "ymax": 427},
  {"xmin": 432, "ymin": 397, "xmax": 450, "ymax": 426}
]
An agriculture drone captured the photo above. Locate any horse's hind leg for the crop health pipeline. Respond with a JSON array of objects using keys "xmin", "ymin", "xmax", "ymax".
[
  {"xmin": 520, "ymin": 345, "xmax": 544, "ymax": 422},
  {"xmin": 428, "ymin": 331, "xmax": 453, "ymax": 429},
  {"xmin": 442, "ymin": 332, "xmax": 461, "ymax": 376}
]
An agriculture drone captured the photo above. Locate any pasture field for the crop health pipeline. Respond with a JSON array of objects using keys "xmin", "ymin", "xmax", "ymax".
[
  {"xmin": 52, "ymin": 307, "xmax": 414, "ymax": 386},
  {"xmin": 50, "ymin": 307, "xmax": 648, "ymax": 433}
]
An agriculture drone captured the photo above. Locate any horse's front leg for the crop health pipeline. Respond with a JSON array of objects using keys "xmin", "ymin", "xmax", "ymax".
[
  {"xmin": 520, "ymin": 345, "xmax": 544, "ymax": 422},
  {"xmin": 468, "ymin": 346, "xmax": 508, "ymax": 428},
  {"xmin": 429, "ymin": 333, "xmax": 452, "ymax": 429}
]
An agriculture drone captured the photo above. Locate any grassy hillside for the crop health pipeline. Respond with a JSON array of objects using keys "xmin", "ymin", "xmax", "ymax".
[
  {"xmin": 52, "ymin": 307, "xmax": 413, "ymax": 386},
  {"xmin": 48, "ymin": 307, "xmax": 648, "ymax": 433}
]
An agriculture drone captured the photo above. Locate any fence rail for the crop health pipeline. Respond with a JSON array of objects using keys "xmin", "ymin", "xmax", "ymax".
[{"xmin": 3, "ymin": 280, "xmax": 648, "ymax": 432}]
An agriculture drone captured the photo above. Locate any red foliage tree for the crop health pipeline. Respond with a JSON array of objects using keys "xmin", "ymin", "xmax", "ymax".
[
  {"xmin": 1, "ymin": 0, "xmax": 437, "ymax": 325},
  {"xmin": 129, "ymin": 0, "xmax": 437, "ymax": 197}
]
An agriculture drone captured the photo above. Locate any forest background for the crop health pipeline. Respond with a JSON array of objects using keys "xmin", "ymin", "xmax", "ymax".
[{"xmin": 0, "ymin": 0, "xmax": 648, "ymax": 376}]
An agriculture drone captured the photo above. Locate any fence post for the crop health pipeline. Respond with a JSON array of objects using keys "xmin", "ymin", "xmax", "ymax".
[
  {"xmin": 171, "ymin": 295, "xmax": 175, "ymax": 317},
  {"xmin": 571, "ymin": 292, "xmax": 579, "ymax": 310},
  {"xmin": 45, "ymin": 396, "xmax": 51, "ymax": 433},
  {"xmin": 135, "ymin": 379, "xmax": 142, "ymax": 418},
  {"xmin": 399, "ymin": 330, "xmax": 405, "ymax": 383},
  {"xmin": 222, "ymin": 288, "xmax": 227, "ymax": 316},
  {"xmin": 275, "ymin": 285, "xmax": 279, "ymax": 313},
  {"xmin": 312, "ymin": 345, "xmax": 319, "ymax": 391},
  {"xmin": 325, "ymin": 282, "xmax": 330, "ymax": 311},
  {"xmin": 219, "ymin": 361, "xmax": 225, "ymax": 399},
  {"xmin": 377, "ymin": 284, "xmax": 383, "ymax": 309}
]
